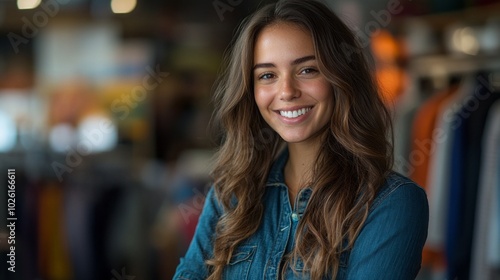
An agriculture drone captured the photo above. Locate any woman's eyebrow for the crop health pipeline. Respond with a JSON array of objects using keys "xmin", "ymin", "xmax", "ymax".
[
  {"xmin": 291, "ymin": 55, "xmax": 315, "ymax": 65},
  {"xmin": 253, "ymin": 55, "xmax": 316, "ymax": 70}
]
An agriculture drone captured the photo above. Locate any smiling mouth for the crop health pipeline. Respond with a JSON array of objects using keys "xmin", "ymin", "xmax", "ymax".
[{"xmin": 278, "ymin": 107, "xmax": 313, "ymax": 119}]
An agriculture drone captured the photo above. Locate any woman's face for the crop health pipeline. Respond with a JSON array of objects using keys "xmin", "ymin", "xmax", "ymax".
[{"xmin": 253, "ymin": 22, "xmax": 333, "ymax": 145}]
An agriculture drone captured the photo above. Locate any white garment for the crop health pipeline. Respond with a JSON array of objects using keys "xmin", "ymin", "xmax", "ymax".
[
  {"xmin": 425, "ymin": 77, "xmax": 474, "ymax": 249},
  {"xmin": 393, "ymin": 77, "xmax": 427, "ymax": 175}
]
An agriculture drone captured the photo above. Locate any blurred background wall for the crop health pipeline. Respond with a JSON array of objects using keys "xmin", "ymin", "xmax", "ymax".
[{"xmin": 0, "ymin": 0, "xmax": 499, "ymax": 279}]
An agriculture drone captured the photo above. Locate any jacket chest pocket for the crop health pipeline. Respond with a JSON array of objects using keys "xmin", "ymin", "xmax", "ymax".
[
  {"xmin": 223, "ymin": 245, "xmax": 257, "ymax": 280},
  {"xmin": 282, "ymin": 252, "xmax": 350, "ymax": 280},
  {"xmin": 282, "ymin": 258, "xmax": 309, "ymax": 279}
]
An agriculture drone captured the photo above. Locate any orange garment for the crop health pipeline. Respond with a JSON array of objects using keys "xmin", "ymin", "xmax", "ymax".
[
  {"xmin": 38, "ymin": 183, "xmax": 73, "ymax": 279},
  {"xmin": 409, "ymin": 86, "xmax": 458, "ymax": 188},
  {"xmin": 408, "ymin": 85, "xmax": 458, "ymax": 268}
]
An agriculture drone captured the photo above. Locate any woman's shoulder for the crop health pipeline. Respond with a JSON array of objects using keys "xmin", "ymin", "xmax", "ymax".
[{"xmin": 369, "ymin": 171, "xmax": 428, "ymax": 214}]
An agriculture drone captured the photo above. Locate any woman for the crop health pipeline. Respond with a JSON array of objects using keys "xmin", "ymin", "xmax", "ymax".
[{"xmin": 174, "ymin": 0, "xmax": 428, "ymax": 279}]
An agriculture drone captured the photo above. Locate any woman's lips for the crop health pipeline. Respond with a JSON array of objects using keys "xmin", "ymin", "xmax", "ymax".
[
  {"xmin": 274, "ymin": 106, "xmax": 313, "ymax": 124},
  {"xmin": 279, "ymin": 106, "xmax": 312, "ymax": 119}
]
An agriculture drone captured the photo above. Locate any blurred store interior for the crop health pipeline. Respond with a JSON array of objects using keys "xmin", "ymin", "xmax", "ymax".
[{"xmin": 0, "ymin": 0, "xmax": 499, "ymax": 279}]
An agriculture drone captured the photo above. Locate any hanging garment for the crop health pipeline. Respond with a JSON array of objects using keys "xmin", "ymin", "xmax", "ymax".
[
  {"xmin": 470, "ymin": 100, "xmax": 500, "ymax": 280},
  {"xmin": 64, "ymin": 184, "xmax": 95, "ymax": 280},
  {"xmin": 38, "ymin": 182, "xmax": 73, "ymax": 279},
  {"xmin": 393, "ymin": 78, "xmax": 432, "ymax": 175},
  {"xmin": 446, "ymin": 73, "xmax": 500, "ymax": 280},
  {"xmin": 409, "ymin": 85, "xmax": 459, "ymax": 188},
  {"xmin": 427, "ymin": 76, "xmax": 474, "ymax": 250},
  {"xmin": 409, "ymin": 84, "xmax": 460, "ymax": 270}
]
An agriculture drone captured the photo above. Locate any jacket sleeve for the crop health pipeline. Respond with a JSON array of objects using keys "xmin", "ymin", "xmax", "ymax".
[
  {"xmin": 173, "ymin": 186, "xmax": 223, "ymax": 280},
  {"xmin": 345, "ymin": 183, "xmax": 429, "ymax": 280}
]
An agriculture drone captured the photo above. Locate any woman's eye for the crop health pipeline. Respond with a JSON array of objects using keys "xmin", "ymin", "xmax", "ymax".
[
  {"xmin": 259, "ymin": 73, "xmax": 275, "ymax": 80},
  {"xmin": 300, "ymin": 68, "xmax": 318, "ymax": 75}
]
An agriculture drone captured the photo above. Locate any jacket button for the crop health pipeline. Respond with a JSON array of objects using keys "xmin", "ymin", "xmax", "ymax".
[{"xmin": 291, "ymin": 213, "xmax": 299, "ymax": 222}]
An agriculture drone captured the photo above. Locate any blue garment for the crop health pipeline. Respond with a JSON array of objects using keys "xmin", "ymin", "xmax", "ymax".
[
  {"xmin": 174, "ymin": 150, "xmax": 429, "ymax": 279},
  {"xmin": 446, "ymin": 115, "xmax": 464, "ymax": 278}
]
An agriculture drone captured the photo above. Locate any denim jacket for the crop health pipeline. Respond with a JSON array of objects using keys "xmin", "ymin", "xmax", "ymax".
[{"xmin": 174, "ymin": 150, "xmax": 429, "ymax": 279}]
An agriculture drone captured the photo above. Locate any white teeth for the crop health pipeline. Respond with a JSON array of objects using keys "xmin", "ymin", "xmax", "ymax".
[{"xmin": 279, "ymin": 107, "xmax": 311, "ymax": 119}]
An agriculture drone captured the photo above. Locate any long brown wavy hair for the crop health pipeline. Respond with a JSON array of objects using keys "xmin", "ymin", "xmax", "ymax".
[{"xmin": 208, "ymin": 0, "xmax": 393, "ymax": 279}]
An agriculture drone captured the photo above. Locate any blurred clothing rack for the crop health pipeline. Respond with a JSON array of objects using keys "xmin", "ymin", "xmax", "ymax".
[{"xmin": 409, "ymin": 53, "xmax": 500, "ymax": 77}]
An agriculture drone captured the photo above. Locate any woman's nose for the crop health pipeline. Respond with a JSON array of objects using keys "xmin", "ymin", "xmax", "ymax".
[{"xmin": 280, "ymin": 77, "xmax": 300, "ymax": 101}]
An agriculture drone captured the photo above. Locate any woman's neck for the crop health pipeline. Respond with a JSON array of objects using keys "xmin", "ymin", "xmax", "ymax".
[{"xmin": 284, "ymin": 140, "xmax": 320, "ymax": 203}]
